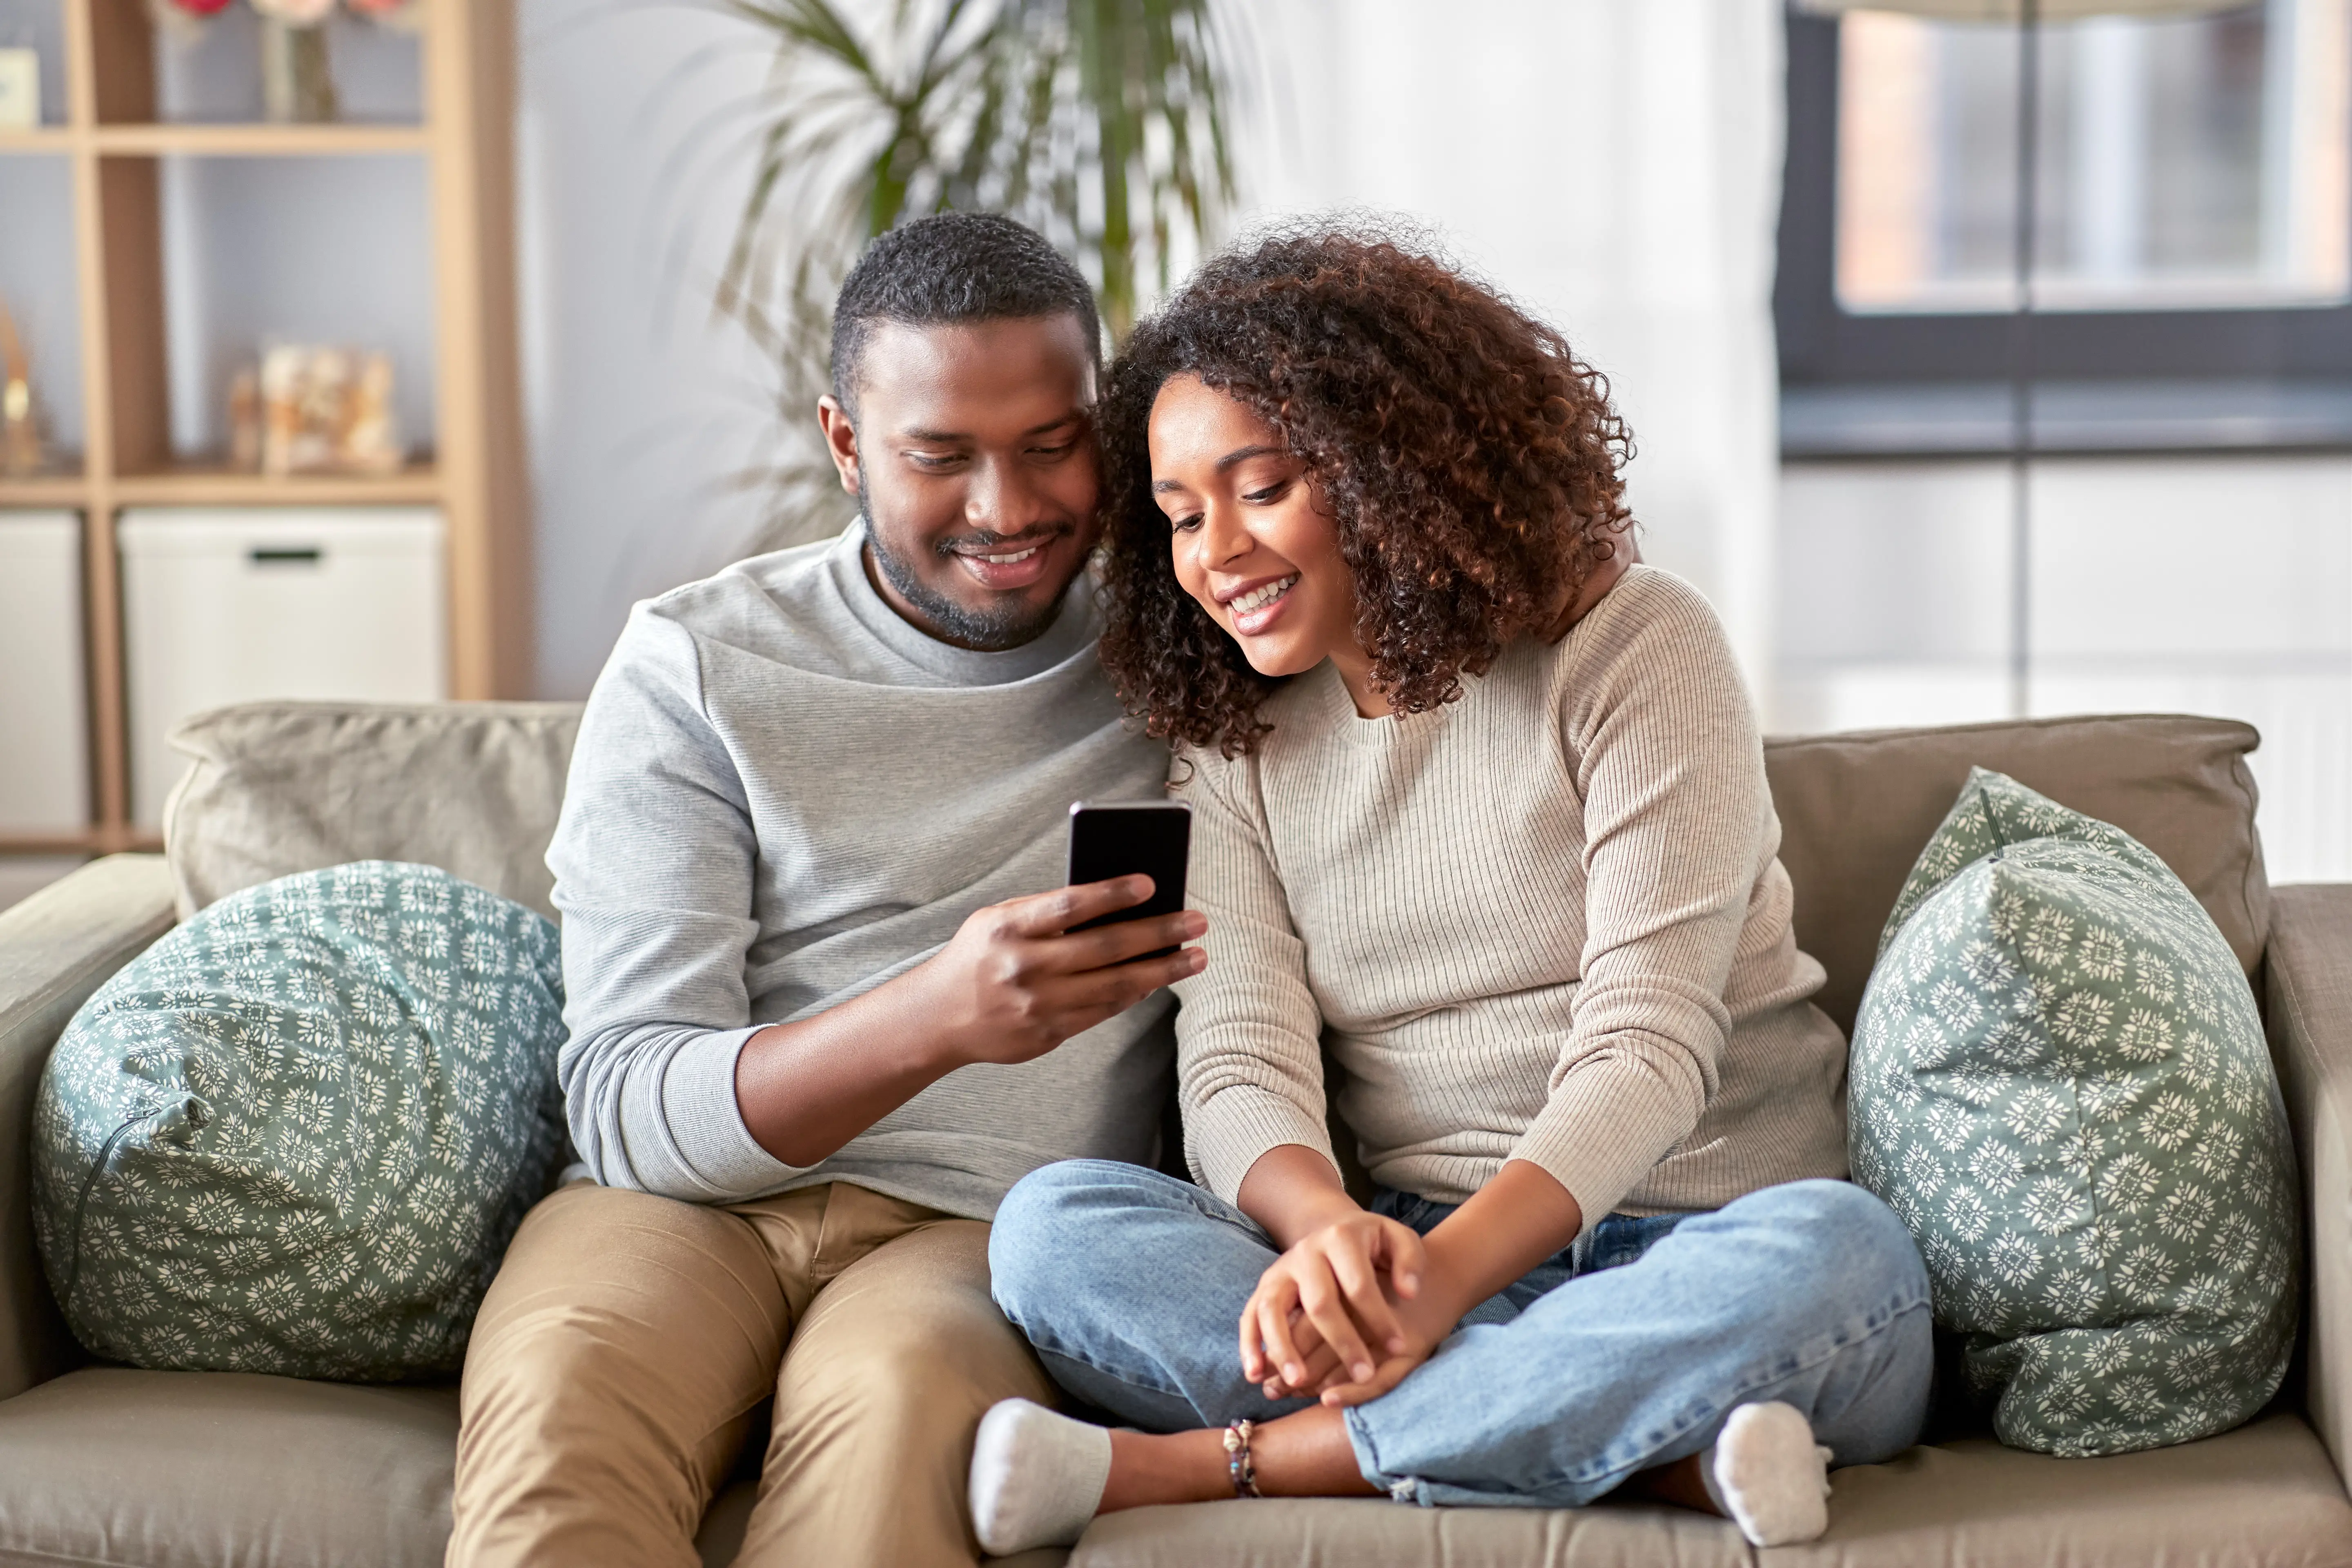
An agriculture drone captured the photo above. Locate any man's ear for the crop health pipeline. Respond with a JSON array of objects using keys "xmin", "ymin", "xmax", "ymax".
[{"xmin": 817, "ymin": 395, "xmax": 861, "ymax": 497}]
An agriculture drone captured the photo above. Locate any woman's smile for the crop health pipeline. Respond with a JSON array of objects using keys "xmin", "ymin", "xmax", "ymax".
[{"xmin": 1221, "ymin": 572, "xmax": 1301, "ymax": 634}]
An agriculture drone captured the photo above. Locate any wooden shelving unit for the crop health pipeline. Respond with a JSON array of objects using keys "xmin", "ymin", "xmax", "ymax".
[{"xmin": 0, "ymin": 0, "xmax": 528, "ymax": 860}]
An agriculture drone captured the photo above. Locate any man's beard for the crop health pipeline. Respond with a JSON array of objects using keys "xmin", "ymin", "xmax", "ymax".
[{"xmin": 860, "ymin": 494, "xmax": 1072, "ymax": 652}]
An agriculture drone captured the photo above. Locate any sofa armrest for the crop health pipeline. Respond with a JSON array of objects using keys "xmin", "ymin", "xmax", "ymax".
[
  {"xmin": 2266, "ymin": 884, "xmax": 2352, "ymax": 1492},
  {"xmin": 0, "ymin": 855, "xmax": 177, "ymax": 1402}
]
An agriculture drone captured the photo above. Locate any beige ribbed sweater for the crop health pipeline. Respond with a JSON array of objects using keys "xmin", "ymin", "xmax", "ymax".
[{"xmin": 1170, "ymin": 566, "xmax": 1848, "ymax": 1228}]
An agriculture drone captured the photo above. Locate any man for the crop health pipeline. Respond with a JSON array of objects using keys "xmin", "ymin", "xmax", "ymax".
[{"xmin": 447, "ymin": 214, "xmax": 1198, "ymax": 1568}]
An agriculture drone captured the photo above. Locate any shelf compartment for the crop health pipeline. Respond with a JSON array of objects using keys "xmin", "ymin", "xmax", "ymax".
[
  {"xmin": 86, "ymin": 150, "xmax": 440, "ymax": 476},
  {"xmin": 102, "ymin": 0, "xmax": 425, "ymax": 129},
  {"xmin": 0, "ymin": 148, "xmax": 85, "ymax": 463},
  {"xmin": 0, "ymin": 0, "xmax": 71, "ymax": 128}
]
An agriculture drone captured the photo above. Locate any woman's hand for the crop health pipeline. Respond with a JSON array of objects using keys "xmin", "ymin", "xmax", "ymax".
[
  {"xmin": 1294, "ymin": 1280, "xmax": 1460, "ymax": 1406},
  {"xmin": 1236, "ymin": 1157, "xmax": 1590, "ymax": 1409},
  {"xmin": 1240, "ymin": 1209, "xmax": 1429, "ymax": 1393}
]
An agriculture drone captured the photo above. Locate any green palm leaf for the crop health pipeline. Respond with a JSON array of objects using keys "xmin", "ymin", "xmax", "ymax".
[{"xmin": 704, "ymin": 0, "xmax": 1238, "ymax": 548}]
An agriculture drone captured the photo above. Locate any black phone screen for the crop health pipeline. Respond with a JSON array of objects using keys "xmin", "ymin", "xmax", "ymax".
[{"xmin": 1066, "ymin": 800, "xmax": 1192, "ymax": 953}]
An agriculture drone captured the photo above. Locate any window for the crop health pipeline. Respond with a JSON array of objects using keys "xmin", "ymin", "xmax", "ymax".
[
  {"xmin": 1837, "ymin": 5, "xmax": 2350, "ymax": 315},
  {"xmin": 1778, "ymin": 0, "xmax": 2352, "ymax": 416},
  {"xmin": 1773, "ymin": 2, "xmax": 2352, "ymax": 882}
]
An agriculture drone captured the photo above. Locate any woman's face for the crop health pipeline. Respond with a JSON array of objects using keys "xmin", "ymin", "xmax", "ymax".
[{"xmin": 1147, "ymin": 374, "xmax": 1361, "ymax": 684}]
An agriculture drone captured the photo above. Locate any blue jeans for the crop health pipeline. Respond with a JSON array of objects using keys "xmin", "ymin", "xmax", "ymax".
[{"xmin": 989, "ymin": 1162, "xmax": 1932, "ymax": 1508}]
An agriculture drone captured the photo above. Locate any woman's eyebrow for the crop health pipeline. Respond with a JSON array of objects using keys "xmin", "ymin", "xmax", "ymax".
[
  {"xmin": 1154, "ymin": 441, "xmax": 1285, "ymax": 492},
  {"xmin": 1216, "ymin": 443, "xmax": 1285, "ymax": 472}
]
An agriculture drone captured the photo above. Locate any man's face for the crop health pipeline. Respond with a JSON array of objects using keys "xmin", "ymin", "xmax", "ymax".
[{"xmin": 820, "ymin": 314, "xmax": 1101, "ymax": 651}]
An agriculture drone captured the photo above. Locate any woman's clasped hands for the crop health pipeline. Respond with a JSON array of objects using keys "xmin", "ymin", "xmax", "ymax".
[{"xmin": 1240, "ymin": 1202, "xmax": 1463, "ymax": 1408}]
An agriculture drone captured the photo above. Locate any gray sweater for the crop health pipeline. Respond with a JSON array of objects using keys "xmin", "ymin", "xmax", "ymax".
[
  {"xmin": 548, "ymin": 525, "xmax": 1176, "ymax": 1218},
  {"xmin": 1174, "ymin": 567, "xmax": 1848, "ymax": 1228}
]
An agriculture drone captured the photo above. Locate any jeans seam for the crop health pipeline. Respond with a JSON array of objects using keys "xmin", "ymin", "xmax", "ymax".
[
  {"xmin": 1363, "ymin": 1287, "xmax": 1927, "ymax": 1506},
  {"xmin": 1555, "ymin": 1292, "xmax": 1932, "ymax": 1494},
  {"xmin": 1006, "ymin": 1310, "xmax": 1193, "ymax": 1404}
]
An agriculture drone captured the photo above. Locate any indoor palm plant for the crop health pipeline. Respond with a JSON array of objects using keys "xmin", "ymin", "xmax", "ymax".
[{"xmin": 710, "ymin": 0, "xmax": 1240, "ymax": 542}]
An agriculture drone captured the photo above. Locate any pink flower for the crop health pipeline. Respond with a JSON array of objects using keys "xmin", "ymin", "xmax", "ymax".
[
  {"xmin": 345, "ymin": 0, "xmax": 412, "ymax": 13},
  {"xmin": 164, "ymin": 0, "xmax": 236, "ymax": 14}
]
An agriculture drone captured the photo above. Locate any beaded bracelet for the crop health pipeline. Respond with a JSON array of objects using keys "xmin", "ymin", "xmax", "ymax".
[{"xmin": 1223, "ymin": 1419, "xmax": 1261, "ymax": 1498}]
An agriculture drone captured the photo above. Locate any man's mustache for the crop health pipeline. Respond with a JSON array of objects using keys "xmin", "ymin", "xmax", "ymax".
[{"xmin": 932, "ymin": 522, "xmax": 1075, "ymax": 557}]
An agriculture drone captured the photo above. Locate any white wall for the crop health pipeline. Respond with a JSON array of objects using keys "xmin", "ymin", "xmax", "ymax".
[
  {"xmin": 516, "ymin": 0, "xmax": 786, "ymax": 699},
  {"xmin": 514, "ymin": 0, "xmax": 1788, "ymax": 698},
  {"xmin": 1779, "ymin": 454, "xmax": 2352, "ymax": 882},
  {"xmin": 1235, "ymin": 0, "xmax": 1785, "ymax": 685}
]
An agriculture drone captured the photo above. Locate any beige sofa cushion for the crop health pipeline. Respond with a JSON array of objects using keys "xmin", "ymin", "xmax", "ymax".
[
  {"xmin": 1069, "ymin": 1412, "xmax": 2352, "ymax": 1567},
  {"xmin": 0, "ymin": 1368, "xmax": 778, "ymax": 1568},
  {"xmin": 0, "ymin": 1368, "xmax": 459, "ymax": 1568},
  {"xmin": 1765, "ymin": 715, "xmax": 2268, "ymax": 1035},
  {"xmin": 163, "ymin": 702, "xmax": 582, "ymax": 922},
  {"xmin": 0, "ymin": 855, "xmax": 178, "ymax": 1405}
]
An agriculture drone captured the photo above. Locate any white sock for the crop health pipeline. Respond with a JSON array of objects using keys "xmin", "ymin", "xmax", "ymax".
[
  {"xmin": 968, "ymin": 1398, "xmax": 1113, "ymax": 1556},
  {"xmin": 1701, "ymin": 1401, "xmax": 1835, "ymax": 1548}
]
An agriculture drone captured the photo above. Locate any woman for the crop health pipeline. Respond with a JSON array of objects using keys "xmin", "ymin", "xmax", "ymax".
[{"xmin": 969, "ymin": 227, "xmax": 1930, "ymax": 1554}]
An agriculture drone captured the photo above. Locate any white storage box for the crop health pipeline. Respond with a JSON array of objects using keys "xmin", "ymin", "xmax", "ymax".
[
  {"xmin": 0, "ymin": 511, "xmax": 90, "ymax": 835},
  {"xmin": 120, "ymin": 508, "xmax": 448, "ymax": 826}
]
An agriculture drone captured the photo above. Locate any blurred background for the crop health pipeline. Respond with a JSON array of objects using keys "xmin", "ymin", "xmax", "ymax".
[{"xmin": 0, "ymin": 0, "xmax": 2345, "ymax": 910}]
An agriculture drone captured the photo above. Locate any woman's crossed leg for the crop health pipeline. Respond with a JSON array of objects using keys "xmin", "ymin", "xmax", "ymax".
[{"xmin": 975, "ymin": 1160, "xmax": 1931, "ymax": 1550}]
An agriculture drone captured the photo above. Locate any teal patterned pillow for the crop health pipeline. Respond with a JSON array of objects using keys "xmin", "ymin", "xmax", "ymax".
[
  {"xmin": 32, "ymin": 862, "xmax": 566, "ymax": 1381},
  {"xmin": 1849, "ymin": 769, "xmax": 2297, "ymax": 1456}
]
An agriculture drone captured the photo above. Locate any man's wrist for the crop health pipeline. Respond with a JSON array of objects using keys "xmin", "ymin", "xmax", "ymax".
[{"xmin": 869, "ymin": 958, "xmax": 978, "ymax": 1075}]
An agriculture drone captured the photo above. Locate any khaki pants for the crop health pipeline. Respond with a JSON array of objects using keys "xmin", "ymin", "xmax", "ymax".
[{"xmin": 446, "ymin": 1180, "xmax": 1058, "ymax": 1568}]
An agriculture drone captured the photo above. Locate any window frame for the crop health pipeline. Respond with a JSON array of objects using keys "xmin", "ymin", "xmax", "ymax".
[{"xmin": 1775, "ymin": 7, "xmax": 2352, "ymax": 396}]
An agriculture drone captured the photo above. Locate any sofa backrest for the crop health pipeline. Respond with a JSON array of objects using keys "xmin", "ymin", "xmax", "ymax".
[
  {"xmin": 1767, "ymin": 714, "xmax": 2268, "ymax": 1034},
  {"xmin": 167, "ymin": 703, "xmax": 2270, "ymax": 1039},
  {"xmin": 165, "ymin": 702, "xmax": 583, "ymax": 923}
]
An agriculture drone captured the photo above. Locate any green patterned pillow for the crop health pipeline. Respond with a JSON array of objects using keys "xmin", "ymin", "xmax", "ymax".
[
  {"xmin": 32, "ymin": 861, "xmax": 567, "ymax": 1381},
  {"xmin": 1849, "ymin": 768, "xmax": 2297, "ymax": 1456}
]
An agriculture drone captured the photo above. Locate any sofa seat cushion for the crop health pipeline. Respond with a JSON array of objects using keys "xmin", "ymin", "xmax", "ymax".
[
  {"xmin": 0, "ymin": 1369, "xmax": 775, "ymax": 1568},
  {"xmin": 1067, "ymin": 1413, "xmax": 2352, "ymax": 1568},
  {"xmin": 0, "ymin": 1368, "xmax": 459, "ymax": 1568}
]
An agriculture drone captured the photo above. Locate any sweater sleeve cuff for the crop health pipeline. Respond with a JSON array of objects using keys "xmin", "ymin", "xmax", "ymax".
[
  {"xmin": 1189, "ymin": 1085, "xmax": 1342, "ymax": 1205},
  {"xmin": 657, "ymin": 1025, "xmax": 816, "ymax": 1198},
  {"xmin": 1507, "ymin": 1055, "xmax": 1698, "ymax": 1235}
]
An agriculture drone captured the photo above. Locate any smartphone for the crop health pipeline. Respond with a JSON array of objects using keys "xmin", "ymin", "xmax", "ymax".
[{"xmin": 1066, "ymin": 800, "xmax": 1193, "ymax": 957}]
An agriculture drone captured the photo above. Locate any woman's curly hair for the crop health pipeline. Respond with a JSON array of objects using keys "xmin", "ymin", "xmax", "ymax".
[{"xmin": 1096, "ymin": 223, "xmax": 1634, "ymax": 757}]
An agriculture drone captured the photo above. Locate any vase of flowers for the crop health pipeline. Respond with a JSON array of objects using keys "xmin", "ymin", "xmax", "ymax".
[
  {"xmin": 154, "ymin": 0, "xmax": 417, "ymax": 125},
  {"xmin": 256, "ymin": 0, "xmax": 336, "ymax": 124}
]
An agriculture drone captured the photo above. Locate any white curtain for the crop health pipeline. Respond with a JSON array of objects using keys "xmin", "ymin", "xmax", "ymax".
[{"xmin": 1234, "ymin": 0, "xmax": 1787, "ymax": 697}]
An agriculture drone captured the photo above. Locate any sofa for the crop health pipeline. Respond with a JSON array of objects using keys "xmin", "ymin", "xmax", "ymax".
[{"xmin": 1, "ymin": 700, "xmax": 2347, "ymax": 1568}]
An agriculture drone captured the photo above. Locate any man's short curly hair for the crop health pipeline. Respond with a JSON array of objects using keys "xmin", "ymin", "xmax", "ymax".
[
  {"xmin": 1096, "ymin": 223, "xmax": 1635, "ymax": 757},
  {"xmin": 831, "ymin": 212, "xmax": 1100, "ymax": 416}
]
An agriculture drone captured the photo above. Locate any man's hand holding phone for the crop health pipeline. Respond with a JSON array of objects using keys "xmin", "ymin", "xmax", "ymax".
[
  {"xmin": 924, "ymin": 877, "xmax": 1205, "ymax": 1067},
  {"xmin": 735, "ymin": 799, "xmax": 1199, "ymax": 1167}
]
